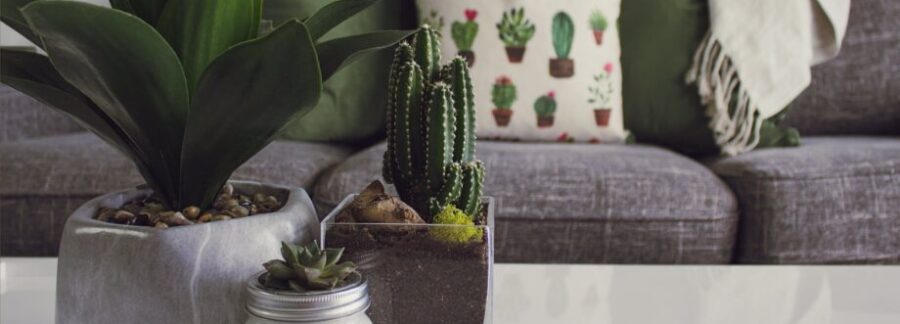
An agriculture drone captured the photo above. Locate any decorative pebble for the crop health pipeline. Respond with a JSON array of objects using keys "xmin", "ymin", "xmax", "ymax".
[
  {"xmin": 183, "ymin": 206, "xmax": 201, "ymax": 220},
  {"xmin": 94, "ymin": 184, "xmax": 282, "ymax": 227}
]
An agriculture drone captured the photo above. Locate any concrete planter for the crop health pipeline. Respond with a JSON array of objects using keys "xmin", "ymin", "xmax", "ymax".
[{"xmin": 56, "ymin": 181, "xmax": 319, "ymax": 324}]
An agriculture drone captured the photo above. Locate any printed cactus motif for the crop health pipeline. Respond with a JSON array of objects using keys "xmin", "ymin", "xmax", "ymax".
[
  {"xmin": 549, "ymin": 12, "xmax": 575, "ymax": 78},
  {"xmin": 384, "ymin": 26, "xmax": 485, "ymax": 221},
  {"xmin": 589, "ymin": 10, "xmax": 608, "ymax": 45},
  {"xmin": 534, "ymin": 91, "xmax": 557, "ymax": 128},
  {"xmin": 589, "ymin": 63, "xmax": 615, "ymax": 126},
  {"xmin": 552, "ymin": 12, "xmax": 574, "ymax": 59},
  {"xmin": 452, "ymin": 9, "xmax": 479, "ymax": 66},
  {"xmin": 491, "ymin": 76, "xmax": 517, "ymax": 109},
  {"xmin": 534, "ymin": 92, "xmax": 557, "ymax": 117},
  {"xmin": 496, "ymin": 7, "xmax": 535, "ymax": 63}
]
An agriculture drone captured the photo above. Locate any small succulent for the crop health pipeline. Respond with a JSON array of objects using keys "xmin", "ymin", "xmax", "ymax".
[
  {"xmin": 259, "ymin": 241, "xmax": 357, "ymax": 292},
  {"xmin": 430, "ymin": 205, "xmax": 483, "ymax": 243}
]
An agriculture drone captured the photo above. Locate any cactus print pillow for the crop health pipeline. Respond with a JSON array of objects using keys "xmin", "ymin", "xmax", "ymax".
[{"xmin": 416, "ymin": 0, "xmax": 625, "ymax": 143}]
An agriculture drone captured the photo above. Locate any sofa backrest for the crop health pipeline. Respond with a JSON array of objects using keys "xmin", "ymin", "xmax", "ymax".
[
  {"xmin": 0, "ymin": 86, "xmax": 85, "ymax": 142},
  {"xmin": 784, "ymin": 0, "xmax": 899, "ymax": 135}
]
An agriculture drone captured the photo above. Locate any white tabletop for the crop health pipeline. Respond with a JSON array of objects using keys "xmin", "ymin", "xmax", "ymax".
[{"xmin": 3, "ymin": 257, "xmax": 900, "ymax": 324}]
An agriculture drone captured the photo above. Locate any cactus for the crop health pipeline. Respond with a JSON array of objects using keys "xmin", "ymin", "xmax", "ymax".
[
  {"xmin": 496, "ymin": 7, "xmax": 535, "ymax": 48},
  {"xmin": 259, "ymin": 241, "xmax": 357, "ymax": 292},
  {"xmin": 451, "ymin": 9, "xmax": 479, "ymax": 51},
  {"xmin": 384, "ymin": 26, "xmax": 485, "ymax": 221},
  {"xmin": 552, "ymin": 12, "xmax": 574, "ymax": 59},
  {"xmin": 491, "ymin": 76, "xmax": 517, "ymax": 109},
  {"xmin": 534, "ymin": 92, "xmax": 557, "ymax": 117}
]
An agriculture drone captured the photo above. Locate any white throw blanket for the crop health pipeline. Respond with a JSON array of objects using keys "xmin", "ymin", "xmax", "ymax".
[{"xmin": 685, "ymin": 0, "xmax": 851, "ymax": 156}]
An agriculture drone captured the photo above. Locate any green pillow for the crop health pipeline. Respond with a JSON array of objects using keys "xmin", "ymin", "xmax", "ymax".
[
  {"xmin": 620, "ymin": 0, "xmax": 798, "ymax": 157},
  {"xmin": 267, "ymin": 0, "xmax": 414, "ymax": 144}
]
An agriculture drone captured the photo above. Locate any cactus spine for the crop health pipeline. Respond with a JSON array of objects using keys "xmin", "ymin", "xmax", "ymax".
[
  {"xmin": 552, "ymin": 12, "xmax": 574, "ymax": 59},
  {"xmin": 384, "ymin": 26, "xmax": 485, "ymax": 221}
]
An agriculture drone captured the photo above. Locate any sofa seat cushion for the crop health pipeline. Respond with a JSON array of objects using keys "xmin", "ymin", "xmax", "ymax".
[
  {"xmin": 314, "ymin": 142, "xmax": 739, "ymax": 264},
  {"xmin": 0, "ymin": 133, "xmax": 353, "ymax": 256},
  {"xmin": 710, "ymin": 137, "xmax": 900, "ymax": 264}
]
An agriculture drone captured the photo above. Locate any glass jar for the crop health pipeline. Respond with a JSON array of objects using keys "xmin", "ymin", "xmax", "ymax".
[{"xmin": 245, "ymin": 271, "xmax": 372, "ymax": 324}]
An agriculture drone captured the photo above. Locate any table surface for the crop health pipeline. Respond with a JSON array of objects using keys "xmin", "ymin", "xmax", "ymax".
[{"xmin": 3, "ymin": 258, "xmax": 900, "ymax": 324}]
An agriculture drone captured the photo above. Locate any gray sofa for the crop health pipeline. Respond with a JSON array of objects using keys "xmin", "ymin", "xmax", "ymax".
[{"xmin": 1, "ymin": 0, "xmax": 897, "ymax": 263}]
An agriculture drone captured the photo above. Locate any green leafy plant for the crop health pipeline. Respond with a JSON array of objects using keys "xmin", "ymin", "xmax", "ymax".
[
  {"xmin": 259, "ymin": 241, "xmax": 357, "ymax": 292},
  {"xmin": 451, "ymin": 9, "xmax": 478, "ymax": 51},
  {"xmin": 552, "ymin": 12, "xmax": 574, "ymax": 59},
  {"xmin": 383, "ymin": 26, "xmax": 485, "ymax": 221},
  {"xmin": 430, "ymin": 205, "xmax": 483, "ymax": 244},
  {"xmin": 534, "ymin": 92, "xmax": 557, "ymax": 117},
  {"xmin": 491, "ymin": 75, "xmax": 516, "ymax": 110},
  {"xmin": 496, "ymin": 7, "xmax": 535, "ymax": 48},
  {"xmin": 589, "ymin": 10, "xmax": 608, "ymax": 31},
  {"xmin": 0, "ymin": 0, "xmax": 412, "ymax": 210}
]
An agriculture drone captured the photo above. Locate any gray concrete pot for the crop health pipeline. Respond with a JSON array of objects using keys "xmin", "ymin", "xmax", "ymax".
[{"xmin": 56, "ymin": 181, "xmax": 319, "ymax": 324}]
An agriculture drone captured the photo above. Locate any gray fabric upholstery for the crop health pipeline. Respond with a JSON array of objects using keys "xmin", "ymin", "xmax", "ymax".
[
  {"xmin": 0, "ymin": 86, "xmax": 84, "ymax": 142},
  {"xmin": 710, "ymin": 137, "xmax": 900, "ymax": 264},
  {"xmin": 315, "ymin": 142, "xmax": 739, "ymax": 264},
  {"xmin": 784, "ymin": 0, "xmax": 900, "ymax": 135},
  {"xmin": 0, "ymin": 133, "xmax": 353, "ymax": 256}
]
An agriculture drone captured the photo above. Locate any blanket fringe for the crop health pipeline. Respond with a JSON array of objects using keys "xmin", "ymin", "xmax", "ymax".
[{"xmin": 686, "ymin": 31, "xmax": 763, "ymax": 156}]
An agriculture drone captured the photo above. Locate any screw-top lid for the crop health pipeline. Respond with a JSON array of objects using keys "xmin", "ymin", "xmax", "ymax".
[{"xmin": 245, "ymin": 271, "xmax": 369, "ymax": 322}]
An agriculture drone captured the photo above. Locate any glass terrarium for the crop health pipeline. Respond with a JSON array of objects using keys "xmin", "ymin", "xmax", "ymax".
[{"xmin": 321, "ymin": 195, "xmax": 494, "ymax": 324}]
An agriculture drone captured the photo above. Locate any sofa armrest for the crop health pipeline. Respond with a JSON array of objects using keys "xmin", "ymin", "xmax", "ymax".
[{"xmin": 0, "ymin": 85, "xmax": 84, "ymax": 142}]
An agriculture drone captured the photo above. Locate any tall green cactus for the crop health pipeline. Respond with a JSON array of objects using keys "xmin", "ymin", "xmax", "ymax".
[
  {"xmin": 384, "ymin": 26, "xmax": 485, "ymax": 221},
  {"xmin": 552, "ymin": 12, "xmax": 574, "ymax": 59}
]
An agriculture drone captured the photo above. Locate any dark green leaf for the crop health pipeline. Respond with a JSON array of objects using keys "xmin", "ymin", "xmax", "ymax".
[
  {"xmin": 304, "ymin": 0, "xmax": 377, "ymax": 40},
  {"xmin": 263, "ymin": 260, "xmax": 296, "ymax": 279},
  {"xmin": 22, "ymin": 1, "xmax": 190, "ymax": 207},
  {"xmin": 281, "ymin": 242, "xmax": 302, "ymax": 266},
  {"xmin": 0, "ymin": 48, "xmax": 164, "ymax": 198},
  {"xmin": 156, "ymin": 0, "xmax": 262, "ymax": 92},
  {"xmin": 179, "ymin": 20, "xmax": 321, "ymax": 208},
  {"xmin": 1, "ymin": 0, "xmax": 42, "ymax": 48},
  {"xmin": 315, "ymin": 30, "xmax": 414, "ymax": 80},
  {"xmin": 1, "ymin": 49, "xmax": 128, "ymax": 154},
  {"xmin": 324, "ymin": 247, "xmax": 344, "ymax": 267},
  {"xmin": 109, "ymin": 0, "xmax": 168, "ymax": 25}
]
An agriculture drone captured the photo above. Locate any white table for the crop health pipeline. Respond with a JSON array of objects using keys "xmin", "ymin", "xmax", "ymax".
[{"xmin": 3, "ymin": 257, "xmax": 900, "ymax": 324}]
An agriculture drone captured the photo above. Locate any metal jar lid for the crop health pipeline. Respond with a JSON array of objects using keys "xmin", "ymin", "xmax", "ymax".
[{"xmin": 245, "ymin": 271, "xmax": 370, "ymax": 322}]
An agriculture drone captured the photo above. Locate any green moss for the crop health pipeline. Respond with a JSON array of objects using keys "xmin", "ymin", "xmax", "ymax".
[{"xmin": 430, "ymin": 205, "xmax": 483, "ymax": 244}]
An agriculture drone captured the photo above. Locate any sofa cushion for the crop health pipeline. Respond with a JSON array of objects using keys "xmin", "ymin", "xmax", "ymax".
[
  {"xmin": 315, "ymin": 142, "xmax": 738, "ymax": 264},
  {"xmin": 783, "ymin": 0, "xmax": 900, "ymax": 135},
  {"xmin": 710, "ymin": 137, "xmax": 900, "ymax": 263},
  {"xmin": 0, "ymin": 133, "xmax": 353, "ymax": 256},
  {"xmin": 0, "ymin": 86, "xmax": 84, "ymax": 142}
]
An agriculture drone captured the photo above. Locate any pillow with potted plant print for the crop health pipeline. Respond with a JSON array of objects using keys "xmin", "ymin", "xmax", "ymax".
[{"xmin": 416, "ymin": 0, "xmax": 626, "ymax": 143}]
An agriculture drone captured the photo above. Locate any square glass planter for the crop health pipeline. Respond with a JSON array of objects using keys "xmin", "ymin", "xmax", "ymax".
[{"xmin": 322, "ymin": 195, "xmax": 494, "ymax": 324}]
